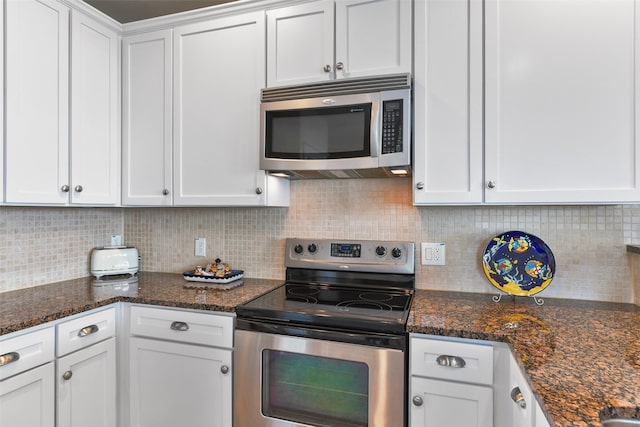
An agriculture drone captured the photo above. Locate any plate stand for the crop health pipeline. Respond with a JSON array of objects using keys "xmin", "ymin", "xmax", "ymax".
[{"xmin": 492, "ymin": 293, "xmax": 544, "ymax": 306}]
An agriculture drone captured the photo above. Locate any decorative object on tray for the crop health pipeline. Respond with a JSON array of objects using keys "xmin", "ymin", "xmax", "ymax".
[
  {"xmin": 481, "ymin": 230, "xmax": 555, "ymax": 305},
  {"xmin": 183, "ymin": 258, "xmax": 244, "ymax": 290}
]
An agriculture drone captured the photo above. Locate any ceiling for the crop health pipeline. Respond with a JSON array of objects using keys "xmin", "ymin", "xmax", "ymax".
[{"xmin": 84, "ymin": 0, "xmax": 238, "ymax": 23}]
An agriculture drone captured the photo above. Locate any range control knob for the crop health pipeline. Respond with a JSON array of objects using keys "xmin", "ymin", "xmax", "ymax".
[
  {"xmin": 308, "ymin": 244, "xmax": 317, "ymax": 254},
  {"xmin": 391, "ymin": 247, "xmax": 402, "ymax": 259},
  {"xmin": 294, "ymin": 244, "xmax": 303, "ymax": 254},
  {"xmin": 375, "ymin": 246, "xmax": 386, "ymax": 256}
]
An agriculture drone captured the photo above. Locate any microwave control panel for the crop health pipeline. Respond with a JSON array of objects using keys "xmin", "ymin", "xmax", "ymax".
[{"xmin": 381, "ymin": 99, "xmax": 404, "ymax": 154}]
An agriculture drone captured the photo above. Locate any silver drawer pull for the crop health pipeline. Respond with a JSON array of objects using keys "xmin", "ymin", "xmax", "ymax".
[
  {"xmin": 436, "ymin": 354, "xmax": 466, "ymax": 368},
  {"xmin": 78, "ymin": 324, "xmax": 99, "ymax": 337},
  {"xmin": 511, "ymin": 387, "xmax": 527, "ymax": 409},
  {"xmin": 0, "ymin": 352, "xmax": 20, "ymax": 366},
  {"xmin": 170, "ymin": 321, "xmax": 189, "ymax": 331},
  {"xmin": 62, "ymin": 370, "xmax": 73, "ymax": 380}
]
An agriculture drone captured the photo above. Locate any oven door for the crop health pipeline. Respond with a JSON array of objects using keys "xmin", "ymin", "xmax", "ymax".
[{"xmin": 234, "ymin": 327, "xmax": 405, "ymax": 427}]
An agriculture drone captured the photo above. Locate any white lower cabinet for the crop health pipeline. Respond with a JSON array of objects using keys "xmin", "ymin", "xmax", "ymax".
[
  {"xmin": 0, "ymin": 326, "xmax": 56, "ymax": 427},
  {"xmin": 129, "ymin": 337, "xmax": 232, "ymax": 427},
  {"xmin": 57, "ymin": 338, "xmax": 117, "ymax": 427},
  {"xmin": 128, "ymin": 305, "xmax": 233, "ymax": 427},
  {"xmin": 410, "ymin": 377, "xmax": 493, "ymax": 427},
  {"xmin": 409, "ymin": 335, "xmax": 494, "ymax": 427},
  {"xmin": 56, "ymin": 307, "xmax": 117, "ymax": 427},
  {"xmin": 0, "ymin": 362, "xmax": 55, "ymax": 427}
]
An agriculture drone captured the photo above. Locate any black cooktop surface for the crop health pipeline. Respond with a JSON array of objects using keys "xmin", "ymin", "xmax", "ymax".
[{"xmin": 236, "ymin": 282, "xmax": 414, "ymax": 334}]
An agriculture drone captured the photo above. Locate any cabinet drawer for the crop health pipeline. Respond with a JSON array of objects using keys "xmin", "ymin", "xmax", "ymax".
[
  {"xmin": 129, "ymin": 305, "xmax": 233, "ymax": 349},
  {"xmin": 410, "ymin": 335, "xmax": 494, "ymax": 385},
  {"xmin": 57, "ymin": 307, "xmax": 116, "ymax": 357},
  {"xmin": 0, "ymin": 327, "xmax": 55, "ymax": 380}
]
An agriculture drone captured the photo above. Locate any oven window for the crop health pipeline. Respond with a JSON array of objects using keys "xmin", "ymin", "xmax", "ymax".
[
  {"xmin": 262, "ymin": 350, "xmax": 369, "ymax": 427},
  {"xmin": 265, "ymin": 104, "xmax": 372, "ymax": 160}
]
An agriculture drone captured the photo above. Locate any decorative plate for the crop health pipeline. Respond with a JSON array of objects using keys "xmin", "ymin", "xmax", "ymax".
[
  {"xmin": 481, "ymin": 231, "xmax": 555, "ymax": 297},
  {"xmin": 183, "ymin": 270, "xmax": 244, "ymax": 284}
]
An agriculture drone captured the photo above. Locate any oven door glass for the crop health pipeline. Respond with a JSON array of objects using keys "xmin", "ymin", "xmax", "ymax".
[
  {"xmin": 265, "ymin": 104, "xmax": 372, "ymax": 160},
  {"xmin": 262, "ymin": 350, "xmax": 368, "ymax": 427}
]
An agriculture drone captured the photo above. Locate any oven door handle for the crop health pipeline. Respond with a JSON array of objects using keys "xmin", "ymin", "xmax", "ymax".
[{"xmin": 235, "ymin": 318, "xmax": 407, "ymax": 350}]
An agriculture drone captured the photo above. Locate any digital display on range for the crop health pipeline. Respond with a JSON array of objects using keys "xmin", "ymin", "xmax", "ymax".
[{"xmin": 331, "ymin": 243, "xmax": 361, "ymax": 258}]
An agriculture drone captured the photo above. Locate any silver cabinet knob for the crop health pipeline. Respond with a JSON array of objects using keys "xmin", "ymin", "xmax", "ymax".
[
  {"xmin": 436, "ymin": 354, "xmax": 466, "ymax": 368},
  {"xmin": 416, "ymin": 182, "xmax": 425, "ymax": 190},
  {"xmin": 511, "ymin": 387, "xmax": 526, "ymax": 409},
  {"xmin": 487, "ymin": 180, "xmax": 496, "ymax": 189},
  {"xmin": 323, "ymin": 64, "xmax": 331, "ymax": 72},
  {"xmin": 162, "ymin": 189, "xmax": 169, "ymax": 196},
  {"xmin": 0, "ymin": 352, "xmax": 20, "ymax": 366},
  {"xmin": 61, "ymin": 185, "xmax": 70, "ymax": 192},
  {"xmin": 220, "ymin": 365, "xmax": 230, "ymax": 375},
  {"xmin": 255, "ymin": 187, "xmax": 263, "ymax": 195},
  {"xmin": 78, "ymin": 324, "xmax": 99, "ymax": 337},
  {"xmin": 62, "ymin": 370, "xmax": 73, "ymax": 380},
  {"xmin": 412, "ymin": 396, "xmax": 424, "ymax": 407},
  {"xmin": 336, "ymin": 61, "xmax": 344, "ymax": 70},
  {"xmin": 170, "ymin": 321, "xmax": 189, "ymax": 331},
  {"xmin": 74, "ymin": 185, "xmax": 83, "ymax": 192}
]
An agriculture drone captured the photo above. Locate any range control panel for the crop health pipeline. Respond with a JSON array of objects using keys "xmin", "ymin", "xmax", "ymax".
[{"xmin": 285, "ymin": 238, "xmax": 415, "ymax": 274}]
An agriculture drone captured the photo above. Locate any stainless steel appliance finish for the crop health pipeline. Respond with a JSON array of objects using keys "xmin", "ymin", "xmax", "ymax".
[
  {"xmin": 234, "ymin": 329, "xmax": 405, "ymax": 427},
  {"xmin": 234, "ymin": 238, "xmax": 415, "ymax": 427},
  {"xmin": 260, "ymin": 74, "xmax": 412, "ymax": 179}
]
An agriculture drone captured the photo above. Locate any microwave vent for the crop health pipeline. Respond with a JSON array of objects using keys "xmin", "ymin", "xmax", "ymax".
[{"xmin": 261, "ymin": 73, "xmax": 411, "ymax": 102}]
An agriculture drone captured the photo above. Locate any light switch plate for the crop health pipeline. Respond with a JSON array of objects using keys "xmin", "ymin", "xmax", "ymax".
[
  {"xmin": 195, "ymin": 237, "xmax": 206, "ymax": 257},
  {"xmin": 421, "ymin": 242, "xmax": 445, "ymax": 265}
]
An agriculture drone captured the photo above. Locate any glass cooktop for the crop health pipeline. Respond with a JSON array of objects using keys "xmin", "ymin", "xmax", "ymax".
[{"xmin": 236, "ymin": 282, "xmax": 414, "ymax": 334}]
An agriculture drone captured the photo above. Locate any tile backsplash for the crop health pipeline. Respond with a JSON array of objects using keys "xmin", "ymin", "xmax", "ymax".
[{"xmin": 1, "ymin": 178, "xmax": 639, "ymax": 303}]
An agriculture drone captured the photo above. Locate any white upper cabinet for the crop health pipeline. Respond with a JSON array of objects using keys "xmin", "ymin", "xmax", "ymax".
[
  {"xmin": 173, "ymin": 12, "xmax": 289, "ymax": 206},
  {"xmin": 266, "ymin": 0, "xmax": 412, "ymax": 87},
  {"xmin": 415, "ymin": 0, "xmax": 640, "ymax": 205},
  {"xmin": 122, "ymin": 30, "xmax": 173, "ymax": 206},
  {"xmin": 484, "ymin": 0, "xmax": 640, "ymax": 204},
  {"xmin": 413, "ymin": 0, "xmax": 483, "ymax": 204},
  {"xmin": 4, "ymin": 1, "xmax": 119, "ymax": 206},
  {"xmin": 70, "ymin": 11, "xmax": 120, "ymax": 205},
  {"xmin": 266, "ymin": 1, "xmax": 334, "ymax": 86},
  {"xmin": 5, "ymin": 0, "xmax": 70, "ymax": 205}
]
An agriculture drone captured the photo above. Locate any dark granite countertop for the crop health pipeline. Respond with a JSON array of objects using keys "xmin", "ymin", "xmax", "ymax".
[
  {"xmin": 408, "ymin": 290, "xmax": 640, "ymax": 427},
  {"xmin": 0, "ymin": 272, "xmax": 282, "ymax": 336},
  {"xmin": 1, "ymin": 273, "xmax": 638, "ymax": 427}
]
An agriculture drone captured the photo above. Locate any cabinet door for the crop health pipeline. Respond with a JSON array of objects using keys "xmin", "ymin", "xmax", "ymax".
[
  {"xmin": 129, "ymin": 337, "xmax": 232, "ymax": 427},
  {"xmin": 173, "ymin": 12, "xmax": 275, "ymax": 206},
  {"xmin": 122, "ymin": 30, "xmax": 173, "ymax": 206},
  {"xmin": 334, "ymin": 0, "xmax": 411, "ymax": 79},
  {"xmin": 485, "ymin": 0, "xmax": 640, "ymax": 203},
  {"xmin": 57, "ymin": 338, "xmax": 116, "ymax": 427},
  {"xmin": 410, "ymin": 377, "xmax": 493, "ymax": 427},
  {"xmin": 266, "ymin": 0, "xmax": 334, "ymax": 87},
  {"xmin": 413, "ymin": 0, "xmax": 483, "ymax": 205},
  {"xmin": 0, "ymin": 362, "xmax": 55, "ymax": 427},
  {"xmin": 70, "ymin": 11, "xmax": 120, "ymax": 205},
  {"xmin": 508, "ymin": 356, "xmax": 535, "ymax": 427},
  {"xmin": 5, "ymin": 0, "xmax": 69, "ymax": 205}
]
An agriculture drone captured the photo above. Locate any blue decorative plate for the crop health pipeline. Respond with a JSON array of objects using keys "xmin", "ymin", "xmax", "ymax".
[{"xmin": 482, "ymin": 231, "xmax": 555, "ymax": 297}]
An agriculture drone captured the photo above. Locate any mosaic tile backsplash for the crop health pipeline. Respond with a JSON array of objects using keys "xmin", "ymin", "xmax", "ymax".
[{"xmin": 1, "ymin": 178, "xmax": 639, "ymax": 303}]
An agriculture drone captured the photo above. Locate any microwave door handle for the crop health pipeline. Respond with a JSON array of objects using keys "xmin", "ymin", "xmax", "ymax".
[{"xmin": 370, "ymin": 101, "xmax": 381, "ymax": 158}]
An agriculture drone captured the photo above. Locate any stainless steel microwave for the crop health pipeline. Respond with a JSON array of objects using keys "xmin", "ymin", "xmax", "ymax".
[{"xmin": 259, "ymin": 74, "xmax": 412, "ymax": 179}]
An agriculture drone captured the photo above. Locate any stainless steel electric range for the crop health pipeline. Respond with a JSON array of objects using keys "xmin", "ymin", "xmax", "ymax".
[{"xmin": 234, "ymin": 238, "xmax": 415, "ymax": 427}]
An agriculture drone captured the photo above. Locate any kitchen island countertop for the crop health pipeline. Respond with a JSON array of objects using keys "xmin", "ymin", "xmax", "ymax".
[{"xmin": 1, "ymin": 273, "xmax": 638, "ymax": 427}]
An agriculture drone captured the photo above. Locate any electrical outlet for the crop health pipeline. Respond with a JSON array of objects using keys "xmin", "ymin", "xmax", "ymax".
[
  {"xmin": 110, "ymin": 234, "xmax": 122, "ymax": 246},
  {"xmin": 421, "ymin": 242, "xmax": 446, "ymax": 265},
  {"xmin": 195, "ymin": 237, "xmax": 206, "ymax": 257}
]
